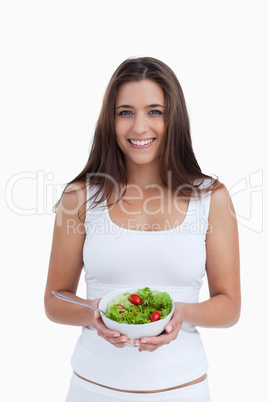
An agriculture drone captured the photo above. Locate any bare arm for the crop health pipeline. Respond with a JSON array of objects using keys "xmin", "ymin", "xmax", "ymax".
[
  {"xmin": 182, "ymin": 185, "xmax": 241, "ymax": 328},
  {"xmin": 44, "ymin": 182, "xmax": 97, "ymax": 326}
]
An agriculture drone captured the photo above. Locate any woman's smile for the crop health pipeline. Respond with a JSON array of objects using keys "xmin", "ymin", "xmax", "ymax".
[{"xmin": 127, "ymin": 137, "xmax": 156, "ymax": 148}]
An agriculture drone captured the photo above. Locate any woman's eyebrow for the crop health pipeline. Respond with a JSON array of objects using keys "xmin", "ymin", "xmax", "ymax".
[
  {"xmin": 116, "ymin": 104, "xmax": 165, "ymax": 109},
  {"xmin": 146, "ymin": 104, "xmax": 165, "ymax": 108},
  {"xmin": 116, "ymin": 104, "xmax": 134, "ymax": 109}
]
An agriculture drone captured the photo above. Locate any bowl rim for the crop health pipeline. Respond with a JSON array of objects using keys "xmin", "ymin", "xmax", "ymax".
[{"xmin": 99, "ymin": 287, "xmax": 175, "ymax": 327}]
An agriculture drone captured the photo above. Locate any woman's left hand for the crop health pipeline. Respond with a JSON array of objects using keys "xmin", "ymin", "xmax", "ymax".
[{"xmin": 133, "ymin": 302, "xmax": 184, "ymax": 352}]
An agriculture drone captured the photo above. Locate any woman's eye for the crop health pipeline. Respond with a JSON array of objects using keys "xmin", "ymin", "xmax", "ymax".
[
  {"xmin": 149, "ymin": 110, "xmax": 162, "ymax": 115},
  {"xmin": 118, "ymin": 110, "xmax": 133, "ymax": 116}
]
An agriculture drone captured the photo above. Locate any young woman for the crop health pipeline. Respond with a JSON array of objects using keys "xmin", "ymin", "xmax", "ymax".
[{"xmin": 44, "ymin": 57, "xmax": 241, "ymax": 402}]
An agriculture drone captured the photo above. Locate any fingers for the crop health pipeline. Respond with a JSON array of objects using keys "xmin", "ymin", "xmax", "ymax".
[
  {"xmin": 164, "ymin": 315, "xmax": 183, "ymax": 336},
  {"xmin": 166, "ymin": 302, "xmax": 184, "ymax": 331},
  {"xmin": 93, "ymin": 311, "xmax": 131, "ymax": 348},
  {"xmin": 134, "ymin": 308, "xmax": 184, "ymax": 352},
  {"xmin": 134, "ymin": 330, "xmax": 179, "ymax": 352},
  {"xmin": 134, "ymin": 331, "xmax": 175, "ymax": 352}
]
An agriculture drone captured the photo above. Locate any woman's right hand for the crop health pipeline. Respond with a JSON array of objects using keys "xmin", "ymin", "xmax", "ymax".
[{"xmin": 92, "ymin": 299, "xmax": 131, "ymax": 348}]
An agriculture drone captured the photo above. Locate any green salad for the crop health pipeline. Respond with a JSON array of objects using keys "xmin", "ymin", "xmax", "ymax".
[{"xmin": 105, "ymin": 287, "xmax": 173, "ymax": 324}]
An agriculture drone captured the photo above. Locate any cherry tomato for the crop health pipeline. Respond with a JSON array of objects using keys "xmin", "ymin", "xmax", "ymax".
[
  {"xmin": 129, "ymin": 294, "xmax": 142, "ymax": 306},
  {"xmin": 149, "ymin": 312, "xmax": 161, "ymax": 322}
]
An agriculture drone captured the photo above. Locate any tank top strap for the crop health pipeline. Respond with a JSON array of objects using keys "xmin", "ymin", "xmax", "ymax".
[
  {"xmin": 84, "ymin": 184, "xmax": 107, "ymax": 228},
  {"xmin": 187, "ymin": 178, "xmax": 213, "ymax": 227}
]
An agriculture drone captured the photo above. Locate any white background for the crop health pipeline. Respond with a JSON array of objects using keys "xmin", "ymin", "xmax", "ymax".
[{"xmin": 1, "ymin": 1, "xmax": 267, "ymax": 400}]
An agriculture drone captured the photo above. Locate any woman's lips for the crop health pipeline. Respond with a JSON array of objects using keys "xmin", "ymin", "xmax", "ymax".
[{"xmin": 127, "ymin": 138, "xmax": 156, "ymax": 149}]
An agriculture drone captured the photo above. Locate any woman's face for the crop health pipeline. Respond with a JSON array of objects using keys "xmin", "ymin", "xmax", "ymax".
[{"xmin": 114, "ymin": 79, "xmax": 165, "ymax": 167}]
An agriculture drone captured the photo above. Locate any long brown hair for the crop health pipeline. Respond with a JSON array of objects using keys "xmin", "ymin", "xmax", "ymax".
[{"xmin": 53, "ymin": 56, "xmax": 221, "ymax": 218}]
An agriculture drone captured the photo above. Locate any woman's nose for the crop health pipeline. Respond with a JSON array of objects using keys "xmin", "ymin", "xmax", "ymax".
[{"xmin": 132, "ymin": 113, "xmax": 148, "ymax": 135}]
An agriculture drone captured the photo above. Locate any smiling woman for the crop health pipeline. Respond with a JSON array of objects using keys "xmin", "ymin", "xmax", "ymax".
[{"xmin": 45, "ymin": 56, "xmax": 240, "ymax": 402}]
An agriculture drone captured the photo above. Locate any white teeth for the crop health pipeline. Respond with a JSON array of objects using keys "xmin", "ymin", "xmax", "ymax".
[{"xmin": 129, "ymin": 139, "xmax": 155, "ymax": 145}]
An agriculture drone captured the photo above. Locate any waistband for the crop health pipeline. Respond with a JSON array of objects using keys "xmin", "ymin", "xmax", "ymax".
[{"xmin": 70, "ymin": 373, "xmax": 210, "ymax": 401}]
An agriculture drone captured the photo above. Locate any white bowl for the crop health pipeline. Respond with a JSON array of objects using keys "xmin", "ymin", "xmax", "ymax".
[{"xmin": 99, "ymin": 287, "xmax": 175, "ymax": 341}]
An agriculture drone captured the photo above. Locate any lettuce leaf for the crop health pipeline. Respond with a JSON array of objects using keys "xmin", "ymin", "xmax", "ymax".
[{"xmin": 105, "ymin": 287, "xmax": 173, "ymax": 324}]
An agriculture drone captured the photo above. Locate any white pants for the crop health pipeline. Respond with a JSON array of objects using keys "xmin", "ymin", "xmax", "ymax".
[{"xmin": 65, "ymin": 373, "xmax": 212, "ymax": 402}]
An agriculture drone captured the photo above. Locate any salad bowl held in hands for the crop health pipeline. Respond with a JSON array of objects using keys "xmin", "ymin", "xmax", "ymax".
[{"xmin": 99, "ymin": 287, "xmax": 175, "ymax": 341}]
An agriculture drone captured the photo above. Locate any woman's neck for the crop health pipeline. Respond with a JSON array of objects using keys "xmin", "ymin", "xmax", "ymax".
[{"xmin": 125, "ymin": 161, "xmax": 164, "ymax": 190}]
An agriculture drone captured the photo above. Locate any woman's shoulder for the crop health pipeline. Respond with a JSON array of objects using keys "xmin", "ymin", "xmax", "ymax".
[
  {"xmin": 192, "ymin": 178, "xmax": 233, "ymax": 222},
  {"xmin": 211, "ymin": 181, "xmax": 229, "ymax": 204},
  {"xmin": 64, "ymin": 180, "xmax": 88, "ymax": 200},
  {"xmin": 56, "ymin": 180, "xmax": 88, "ymax": 221},
  {"xmin": 209, "ymin": 182, "xmax": 236, "ymax": 223},
  {"xmin": 64, "ymin": 180, "xmax": 88, "ymax": 194}
]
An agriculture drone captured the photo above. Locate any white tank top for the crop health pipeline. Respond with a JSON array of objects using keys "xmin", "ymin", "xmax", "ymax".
[{"xmin": 70, "ymin": 179, "xmax": 212, "ymax": 391}]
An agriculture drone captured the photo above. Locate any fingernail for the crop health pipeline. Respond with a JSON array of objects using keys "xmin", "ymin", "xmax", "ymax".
[
  {"xmin": 114, "ymin": 333, "xmax": 120, "ymax": 337},
  {"xmin": 94, "ymin": 311, "xmax": 98, "ymax": 317},
  {"xmin": 166, "ymin": 325, "xmax": 172, "ymax": 333},
  {"xmin": 141, "ymin": 340, "xmax": 147, "ymax": 344}
]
